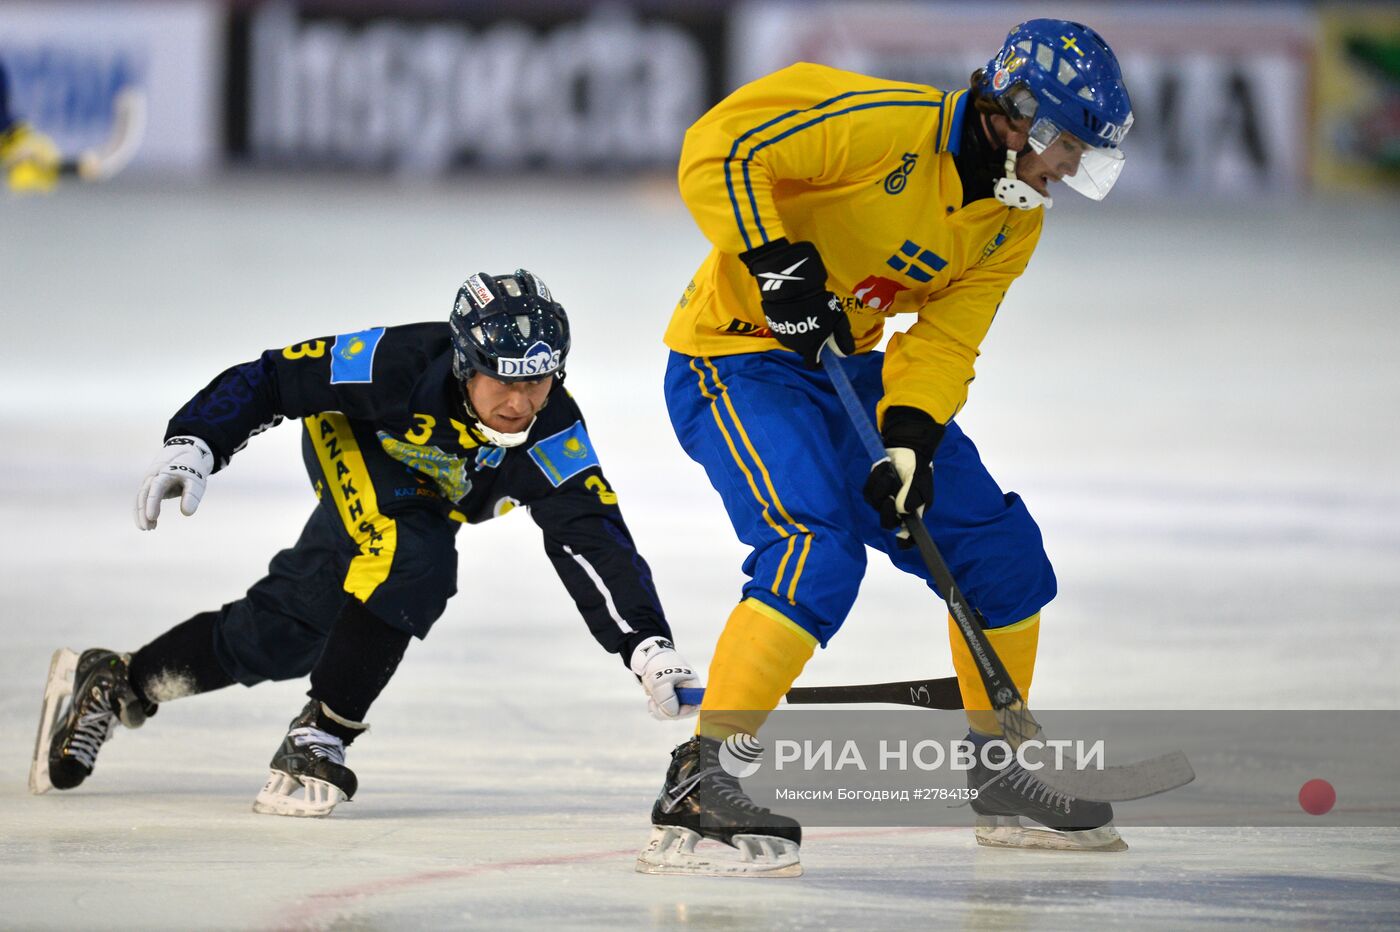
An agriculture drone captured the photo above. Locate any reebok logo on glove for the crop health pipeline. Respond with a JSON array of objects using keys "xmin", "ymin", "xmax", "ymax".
[
  {"xmin": 766, "ymin": 295, "xmax": 843, "ymax": 336},
  {"xmin": 742, "ymin": 240, "xmax": 855, "ymax": 368},
  {"xmin": 766, "ymin": 315, "xmax": 822, "ymax": 335},
  {"xmin": 758, "ymin": 256, "xmax": 810, "ymax": 292}
]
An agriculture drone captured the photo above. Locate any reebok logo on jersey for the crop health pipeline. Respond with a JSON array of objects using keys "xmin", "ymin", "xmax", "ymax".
[{"xmin": 758, "ymin": 256, "xmax": 809, "ymax": 292}]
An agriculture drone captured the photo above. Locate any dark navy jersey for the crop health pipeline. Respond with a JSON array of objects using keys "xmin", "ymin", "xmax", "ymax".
[
  {"xmin": 1, "ymin": 61, "xmax": 14, "ymax": 133},
  {"xmin": 166, "ymin": 321, "xmax": 671, "ymax": 663}
]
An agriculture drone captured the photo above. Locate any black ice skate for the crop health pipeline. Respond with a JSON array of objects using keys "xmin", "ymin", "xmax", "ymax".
[
  {"xmin": 636, "ymin": 735, "xmax": 802, "ymax": 877},
  {"xmin": 30, "ymin": 648, "xmax": 155, "ymax": 794},
  {"xmin": 251, "ymin": 701, "xmax": 359, "ymax": 818},
  {"xmin": 969, "ymin": 745, "xmax": 1127, "ymax": 851}
]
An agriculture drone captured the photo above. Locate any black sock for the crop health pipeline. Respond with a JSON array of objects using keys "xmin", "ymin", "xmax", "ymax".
[
  {"xmin": 129, "ymin": 611, "xmax": 236, "ymax": 706},
  {"xmin": 308, "ymin": 598, "xmax": 411, "ymax": 743}
]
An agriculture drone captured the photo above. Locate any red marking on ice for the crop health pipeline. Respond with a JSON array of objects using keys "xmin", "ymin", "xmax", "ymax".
[{"xmin": 276, "ymin": 826, "xmax": 948, "ymax": 929}]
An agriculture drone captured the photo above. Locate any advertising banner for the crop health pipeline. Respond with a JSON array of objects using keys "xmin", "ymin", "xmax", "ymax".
[
  {"xmin": 1314, "ymin": 3, "xmax": 1400, "ymax": 190},
  {"xmin": 234, "ymin": 3, "xmax": 723, "ymax": 172},
  {"xmin": 728, "ymin": 2, "xmax": 1318, "ymax": 197},
  {"xmin": 0, "ymin": 1, "xmax": 224, "ymax": 175}
]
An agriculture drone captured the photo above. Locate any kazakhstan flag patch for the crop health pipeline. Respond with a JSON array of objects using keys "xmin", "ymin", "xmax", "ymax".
[
  {"xmin": 528, "ymin": 420, "xmax": 599, "ymax": 487},
  {"xmin": 330, "ymin": 327, "xmax": 386, "ymax": 384}
]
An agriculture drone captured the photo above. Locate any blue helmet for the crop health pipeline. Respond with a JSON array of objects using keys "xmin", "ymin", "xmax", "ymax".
[{"xmin": 978, "ymin": 19, "xmax": 1134, "ymax": 200}]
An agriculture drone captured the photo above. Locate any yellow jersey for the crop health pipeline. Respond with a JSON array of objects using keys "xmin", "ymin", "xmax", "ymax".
[{"xmin": 664, "ymin": 62, "xmax": 1043, "ymax": 426}]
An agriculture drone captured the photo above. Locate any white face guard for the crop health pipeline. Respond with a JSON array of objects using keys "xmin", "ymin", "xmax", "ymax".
[{"xmin": 1026, "ymin": 118, "xmax": 1126, "ymax": 201}]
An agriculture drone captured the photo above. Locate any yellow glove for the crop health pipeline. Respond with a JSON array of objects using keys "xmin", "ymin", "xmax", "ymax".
[{"xmin": 1, "ymin": 123, "xmax": 62, "ymax": 194}]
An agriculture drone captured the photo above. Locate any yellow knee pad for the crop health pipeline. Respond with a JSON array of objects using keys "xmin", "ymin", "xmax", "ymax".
[
  {"xmin": 948, "ymin": 612, "xmax": 1040, "ymax": 736},
  {"xmin": 696, "ymin": 598, "xmax": 817, "ymax": 741}
]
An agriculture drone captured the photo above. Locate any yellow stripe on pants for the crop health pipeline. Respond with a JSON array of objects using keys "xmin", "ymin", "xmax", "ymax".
[
  {"xmin": 691, "ymin": 357, "xmax": 813, "ymax": 603},
  {"xmin": 305, "ymin": 414, "xmax": 398, "ymax": 602}
]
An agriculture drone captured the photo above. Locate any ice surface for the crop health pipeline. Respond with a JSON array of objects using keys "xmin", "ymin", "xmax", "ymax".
[{"xmin": 1, "ymin": 177, "xmax": 1397, "ymax": 928}]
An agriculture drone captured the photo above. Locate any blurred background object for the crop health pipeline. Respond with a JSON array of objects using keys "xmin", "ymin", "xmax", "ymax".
[
  {"xmin": 0, "ymin": 0, "xmax": 222, "ymax": 176},
  {"xmin": 1315, "ymin": 1, "xmax": 1400, "ymax": 188},
  {"xmin": 2, "ymin": 0, "xmax": 1394, "ymax": 195}
]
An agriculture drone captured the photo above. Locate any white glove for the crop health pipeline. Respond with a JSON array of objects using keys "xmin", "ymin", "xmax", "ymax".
[
  {"xmin": 630, "ymin": 636, "xmax": 700, "ymax": 721},
  {"xmin": 135, "ymin": 436, "xmax": 215, "ymax": 531}
]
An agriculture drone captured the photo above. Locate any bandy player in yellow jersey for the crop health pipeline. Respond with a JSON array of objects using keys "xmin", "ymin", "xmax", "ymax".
[
  {"xmin": 0, "ymin": 60, "xmax": 61, "ymax": 193},
  {"xmin": 638, "ymin": 19, "xmax": 1134, "ymax": 876}
]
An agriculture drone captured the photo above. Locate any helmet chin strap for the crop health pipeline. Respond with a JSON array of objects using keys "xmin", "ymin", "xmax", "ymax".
[
  {"xmin": 474, "ymin": 419, "xmax": 534, "ymax": 448},
  {"xmin": 993, "ymin": 148, "xmax": 1052, "ymax": 210}
]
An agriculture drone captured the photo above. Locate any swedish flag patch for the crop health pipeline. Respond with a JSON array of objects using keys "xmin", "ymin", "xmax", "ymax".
[
  {"xmin": 528, "ymin": 420, "xmax": 599, "ymax": 487},
  {"xmin": 330, "ymin": 327, "xmax": 386, "ymax": 384}
]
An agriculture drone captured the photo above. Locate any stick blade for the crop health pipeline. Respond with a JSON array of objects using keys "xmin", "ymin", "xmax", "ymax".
[
  {"xmin": 78, "ymin": 87, "xmax": 148, "ymax": 181},
  {"xmin": 1038, "ymin": 750, "xmax": 1196, "ymax": 802}
]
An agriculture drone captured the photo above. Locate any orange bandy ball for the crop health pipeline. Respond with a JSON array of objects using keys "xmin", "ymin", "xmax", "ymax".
[{"xmin": 1298, "ymin": 779, "xmax": 1336, "ymax": 815}]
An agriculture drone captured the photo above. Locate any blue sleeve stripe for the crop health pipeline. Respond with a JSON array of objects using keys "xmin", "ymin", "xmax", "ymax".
[
  {"xmin": 723, "ymin": 87, "xmax": 929, "ymax": 250},
  {"xmin": 741, "ymin": 160, "xmax": 760, "ymax": 249},
  {"xmin": 0, "ymin": 63, "xmax": 12, "ymax": 130},
  {"xmin": 733, "ymin": 100, "xmax": 940, "ymax": 244},
  {"xmin": 942, "ymin": 90, "xmax": 969, "ymax": 155}
]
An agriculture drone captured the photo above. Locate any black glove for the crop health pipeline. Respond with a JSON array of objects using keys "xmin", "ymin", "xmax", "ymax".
[
  {"xmin": 740, "ymin": 239, "xmax": 855, "ymax": 368},
  {"xmin": 863, "ymin": 406, "xmax": 945, "ymax": 545}
]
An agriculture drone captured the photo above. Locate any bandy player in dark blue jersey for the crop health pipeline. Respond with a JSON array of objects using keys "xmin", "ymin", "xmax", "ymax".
[{"xmin": 30, "ymin": 269, "xmax": 701, "ymax": 816}]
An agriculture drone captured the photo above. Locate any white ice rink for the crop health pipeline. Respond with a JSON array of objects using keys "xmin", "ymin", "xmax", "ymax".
[{"xmin": 2, "ymin": 177, "xmax": 1398, "ymax": 928}]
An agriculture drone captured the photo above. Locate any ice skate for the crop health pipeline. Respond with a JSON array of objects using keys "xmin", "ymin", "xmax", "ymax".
[
  {"xmin": 636, "ymin": 735, "xmax": 803, "ymax": 877},
  {"xmin": 31, "ymin": 648, "xmax": 154, "ymax": 794},
  {"xmin": 969, "ymin": 750, "xmax": 1128, "ymax": 852},
  {"xmin": 252, "ymin": 701, "xmax": 358, "ymax": 818}
]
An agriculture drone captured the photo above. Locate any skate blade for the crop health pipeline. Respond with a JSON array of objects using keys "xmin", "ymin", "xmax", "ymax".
[
  {"xmin": 974, "ymin": 815, "xmax": 1128, "ymax": 852},
  {"xmin": 29, "ymin": 648, "xmax": 79, "ymax": 795},
  {"xmin": 635, "ymin": 825, "xmax": 803, "ymax": 877},
  {"xmin": 251, "ymin": 771, "xmax": 347, "ymax": 818}
]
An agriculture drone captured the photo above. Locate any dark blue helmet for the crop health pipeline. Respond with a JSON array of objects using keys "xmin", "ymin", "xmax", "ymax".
[
  {"xmin": 978, "ymin": 19, "xmax": 1134, "ymax": 200},
  {"xmin": 449, "ymin": 269, "xmax": 570, "ymax": 384}
]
